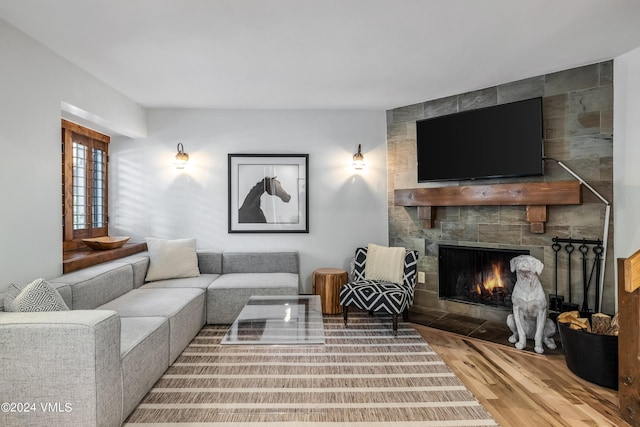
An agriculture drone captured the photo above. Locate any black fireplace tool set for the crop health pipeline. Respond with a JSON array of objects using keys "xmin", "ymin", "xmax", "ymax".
[{"xmin": 549, "ymin": 237, "xmax": 604, "ymax": 316}]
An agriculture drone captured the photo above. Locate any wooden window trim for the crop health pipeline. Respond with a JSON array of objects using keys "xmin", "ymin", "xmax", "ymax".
[{"xmin": 62, "ymin": 119, "xmax": 110, "ymax": 252}]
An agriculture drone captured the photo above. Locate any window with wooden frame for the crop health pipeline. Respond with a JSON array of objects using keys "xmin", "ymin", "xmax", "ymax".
[{"xmin": 62, "ymin": 119, "xmax": 109, "ymax": 251}]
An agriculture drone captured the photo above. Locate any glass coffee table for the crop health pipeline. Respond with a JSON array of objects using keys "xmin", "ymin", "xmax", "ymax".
[{"xmin": 221, "ymin": 295, "xmax": 325, "ymax": 345}]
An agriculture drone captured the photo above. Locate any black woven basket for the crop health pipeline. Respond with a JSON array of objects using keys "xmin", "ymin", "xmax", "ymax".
[{"xmin": 558, "ymin": 321, "xmax": 618, "ymax": 389}]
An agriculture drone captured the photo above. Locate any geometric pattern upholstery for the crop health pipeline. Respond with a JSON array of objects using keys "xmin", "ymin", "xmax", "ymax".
[
  {"xmin": 6, "ymin": 278, "xmax": 70, "ymax": 312},
  {"xmin": 340, "ymin": 247, "xmax": 418, "ymax": 334}
]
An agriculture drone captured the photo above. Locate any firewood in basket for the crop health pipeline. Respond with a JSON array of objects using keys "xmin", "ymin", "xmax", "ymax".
[
  {"xmin": 569, "ymin": 317, "xmax": 591, "ymax": 332},
  {"xmin": 557, "ymin": 310, "xmax": 580, "ymax": 324},
  {"xmin": 591, "ymin": 313, "xmax": 612, "ymax": 335},
  {"xmin": 605, "ymin": 312, "xmax": 619, "ymax": 336}
]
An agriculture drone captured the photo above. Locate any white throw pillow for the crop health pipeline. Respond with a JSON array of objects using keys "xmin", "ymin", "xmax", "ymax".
[
  {"xmin": 145, "ymin": 238, "xmax": 200, "ymax": 282},
  {"xmin": 6, "ymin": 278, "xmax": 69, "ymax": 312},
  {"xmin": 364, "ymin": 243, "xmax": 406, "ymax": 285}
]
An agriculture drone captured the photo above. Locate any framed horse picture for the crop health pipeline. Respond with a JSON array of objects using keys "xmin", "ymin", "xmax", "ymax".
[{"xmin": 228, "ymin": 154, "xmax": 309, "ymax": 233}]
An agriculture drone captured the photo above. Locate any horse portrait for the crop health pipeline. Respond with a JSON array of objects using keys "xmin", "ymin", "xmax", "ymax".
[{"xmin": 238, "ymin": 176, "xmax": 291, "ymax": 223}]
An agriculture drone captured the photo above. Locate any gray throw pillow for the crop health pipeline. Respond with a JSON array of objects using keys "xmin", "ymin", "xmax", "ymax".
[
  {"xmin": 3, "ymin": 282, "xmax": 23, "ymax": 312},
  {"xmin": 6, "ymin": 278, "xmax": 69, "ymax": 312}
]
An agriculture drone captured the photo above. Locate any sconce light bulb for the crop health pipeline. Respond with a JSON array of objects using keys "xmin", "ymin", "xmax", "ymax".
[
  {"xmin": 353, "ymin": 144, "xmax": 365, "ymax": 170},
  {"xmin": 175, "ymin": 143, "xmax": 189, "ymax": 169}
]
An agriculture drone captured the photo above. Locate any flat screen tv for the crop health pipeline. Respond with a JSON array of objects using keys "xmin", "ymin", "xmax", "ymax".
[{"xmin": 416, "ymin": 97, "xmax": 544, "ymax": 182}]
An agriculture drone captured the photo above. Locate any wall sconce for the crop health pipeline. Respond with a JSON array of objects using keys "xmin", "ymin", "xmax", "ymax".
[
  {"xmin": 352, "ymin": 144, "xmax": 365, "ymax": 170},
  {"xmin": 175, "ymin": 143, "xmax": 189, "ymax": 169}
]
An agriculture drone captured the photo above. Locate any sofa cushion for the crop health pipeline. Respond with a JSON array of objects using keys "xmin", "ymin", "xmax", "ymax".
[
  {"xmin": 139, "ymin": 273, "xmax": 220, "ymax": 290},
  {"xmin": 222, "ymin": 251, "xmax": 298, "ymax": 274},
  {"xmin": 197, "ymin": 251, "xmax": 223, "ymax": 274},
  {"xmin": 50, "ymin": 263, "xmax": 133, "ymax": 310},
  {"xmin": 207, "ymin": 272, "xmax": 299, "ymax": 324},
  {"xmin": 120, "ymin": 317, "xmax": 169, "ymax": 419},
  {"xmin": 209, "ymin": 272, "xmax": 298, "ymax": 290},
  {"xmin": 145, "ymin": 238, "xmax": 200, "ymax": 282},
  {"xmin": 112, "ymin": 253, "xmax": 151, "ymax": 288},
  {"xmin": 98, "ymin": 288, "xmax": 205, "ymax": 363},
  {"xmin": 5, "ymin": 279, "xmax": 69, "ymax": 312}
]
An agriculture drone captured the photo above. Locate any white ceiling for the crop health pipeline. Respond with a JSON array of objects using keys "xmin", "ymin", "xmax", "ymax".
[{"xmin": 2, "ymin": 0, "xmax": 640, "ymax": 110}]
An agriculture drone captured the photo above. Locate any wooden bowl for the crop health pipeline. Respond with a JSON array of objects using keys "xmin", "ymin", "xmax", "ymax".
[{"xmin": 82, "ymin": 236, "xmax": 130, "ymax": 250}]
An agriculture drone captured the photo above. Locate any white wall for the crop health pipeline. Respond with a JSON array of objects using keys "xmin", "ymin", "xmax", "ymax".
[
  {"xmin": 614, "ymin": 47, "xmax": 640, "ymax": 261},
  {"xmin": 613, "ymin": 47, "xmax": 640, "ymax": 310},
  {"xmin": 109, "ymin": 109, "xmax": 388, "ymax": 293},
  {"xmin": 0, "ymin": 19, "xmax": 146, "ymax": 291}
]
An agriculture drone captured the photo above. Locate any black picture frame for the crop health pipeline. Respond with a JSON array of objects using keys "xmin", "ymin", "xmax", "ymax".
[{"xmin": 228, "ymin": 154, "xmax": 309, "ymax": 233}]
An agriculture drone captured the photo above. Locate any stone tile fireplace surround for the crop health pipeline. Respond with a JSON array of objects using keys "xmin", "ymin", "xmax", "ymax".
[{"xmin": 387, "ymin": 61, "xmax": 614, "ymax": 324}]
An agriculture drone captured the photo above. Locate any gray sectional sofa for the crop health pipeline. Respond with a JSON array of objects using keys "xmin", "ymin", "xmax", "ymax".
[{"xmin": 0, "ymin": 250, "xmax": 299, "ymax": 427}]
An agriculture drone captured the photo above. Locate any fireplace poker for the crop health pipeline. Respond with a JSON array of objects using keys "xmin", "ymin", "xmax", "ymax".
[
  {"xmin": 550, "ymin": 241, "xmax": 563, "ymax": 312},
  {"xmin": 566, "ymin": 242, "xmax": 574, "ymax": 304},
  {"xmin": 580, "ymin": 242, "xmax": 589, "ymax": 312},
  {"xmin": 594, "ymin": 245, "xmax": 603, "ymax": 313}
]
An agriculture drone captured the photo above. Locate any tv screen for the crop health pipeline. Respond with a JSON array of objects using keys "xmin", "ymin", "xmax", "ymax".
[{"xmin": 416, "ymin": 97, "xmax": 544, "ymax": 182}]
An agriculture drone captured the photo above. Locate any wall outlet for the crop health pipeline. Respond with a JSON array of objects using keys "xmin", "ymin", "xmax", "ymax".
[{"xmin": 417, "ymin": 271, "xmax": 426, "ymax": 283}]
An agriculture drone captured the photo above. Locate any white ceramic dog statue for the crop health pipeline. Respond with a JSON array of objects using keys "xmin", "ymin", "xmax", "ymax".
[{"xmin": 506, "ymin": 255, "xmax": 557, "ymax": 354}]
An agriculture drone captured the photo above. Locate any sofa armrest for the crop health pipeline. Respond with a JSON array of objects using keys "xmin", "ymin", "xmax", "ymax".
[{"xmin": 0, "ymin": 310, "xmax": 122, "ymax": 427}]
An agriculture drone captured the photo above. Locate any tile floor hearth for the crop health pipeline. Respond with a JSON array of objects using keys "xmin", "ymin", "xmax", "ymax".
[{"xmin": 408, "ymin": 308, "xmax": 565, "ymax": 356}]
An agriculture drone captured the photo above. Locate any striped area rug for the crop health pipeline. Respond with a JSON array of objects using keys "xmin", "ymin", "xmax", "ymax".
[{"xmin": 124, "ymin": 313, "xmax": 498, "ymax": 426}]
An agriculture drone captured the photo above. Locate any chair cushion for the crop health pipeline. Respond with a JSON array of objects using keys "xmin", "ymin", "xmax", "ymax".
[
  {"xmin": 353, "ymin": 247, "xmax": 418, "ymax": 290},
  {"xmin": 339, "ymin": 280, "xmax": 410, "ymax": 315},
  {"xmin": 341, "ymin": 248, "xmax": 419, "ymax": 316},
  {"xmin": 364, "ymin": 244, "xmax": 406, "ymax": 285}
]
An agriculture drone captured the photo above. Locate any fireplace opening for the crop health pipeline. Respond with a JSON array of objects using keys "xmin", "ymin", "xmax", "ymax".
[{"xmin": 439, "ymin": 245, "xmax": 530, "ymax": 309}]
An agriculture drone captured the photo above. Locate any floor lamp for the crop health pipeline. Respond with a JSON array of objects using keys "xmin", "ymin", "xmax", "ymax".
[{"xmin": 544, "ymin": 157, "xmax": 611, "ymax": 311}]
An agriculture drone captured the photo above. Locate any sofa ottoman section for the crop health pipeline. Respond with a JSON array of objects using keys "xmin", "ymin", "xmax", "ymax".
[
  {"xmin": 207, "ymin": 272, "xmax": 298, "ymax": 324},
  {"xmin": 120, "ymin": 317, "xmax": 170, "ymax": 419},
  {"xmin": 98, "ymin": 288, "xmax": 205, "ymax": 363}
]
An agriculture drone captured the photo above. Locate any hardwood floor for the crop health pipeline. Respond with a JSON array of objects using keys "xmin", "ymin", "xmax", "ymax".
[{"xmin": 413, "ymin": 324, "xmax": 629, "ymax": 427}]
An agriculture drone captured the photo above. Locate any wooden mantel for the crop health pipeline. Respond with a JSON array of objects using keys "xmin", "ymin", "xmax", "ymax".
[{"xmin": 394, "ymin": 180, "xmax": 582, "ymax": 234}]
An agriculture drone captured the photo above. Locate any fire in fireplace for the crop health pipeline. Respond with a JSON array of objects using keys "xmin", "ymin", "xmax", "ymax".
[{"xmin": 439, "ymin": 244, "xmax": 530, "ymax": 309}]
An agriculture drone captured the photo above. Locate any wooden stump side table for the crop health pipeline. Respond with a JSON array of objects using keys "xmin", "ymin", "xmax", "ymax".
[{"xmin": 312, "ymin": 268, "xmax": 348, "ymax": 315}]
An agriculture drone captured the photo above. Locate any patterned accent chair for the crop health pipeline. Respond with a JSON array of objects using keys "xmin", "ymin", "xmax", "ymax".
[{"xmin": 339, "ymin": 247, "xmax": 419, "ymax": 335}]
